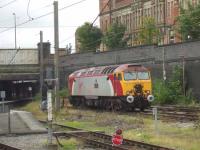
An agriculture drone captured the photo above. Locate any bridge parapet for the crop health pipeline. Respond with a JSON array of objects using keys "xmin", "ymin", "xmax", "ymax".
[
  {"xmin": 0, "ymin": 65, "xmax": 39, "ymax": 73},
  {"xmin": 0, "ymin": 49, "xmax": 38, "ymax": 65}
]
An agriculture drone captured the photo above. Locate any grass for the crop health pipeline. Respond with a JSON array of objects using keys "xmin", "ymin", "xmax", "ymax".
[
  {"xmin": 58, "ymin": 138, "xmax": 80, "ymax": 150},
  {"xmin": 18, "ymin": 99, "xmax": 47, "ymax": 120},
  {"xmin": 18, "ymin": 99, "xmax": 200, "ymax": 150}
]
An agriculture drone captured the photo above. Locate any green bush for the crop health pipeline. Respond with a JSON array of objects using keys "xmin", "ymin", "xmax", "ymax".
[
  {"xmin": 153, "ymin": 66, "xmax": 196, "ymax": 105},
  {"xmin": 33, "ymin": 93, "xmax": 42, "ymax": 101},
  {"xmin": 58, "ymin": 88, "xmax": 69, "ymax": 98},
  {"xmin": 153, "ymin": 79, "xmax": 170, "ymax": 104}
]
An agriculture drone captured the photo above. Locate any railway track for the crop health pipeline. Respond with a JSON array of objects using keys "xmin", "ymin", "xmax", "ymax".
[
  {"xmin": 0, "ymin": 98, "xmax": 33, "ymax": 107},
  {"xmin": 68, "ymin": 105, "xmax": 200, "ymax": 122},
  {"xmin": 0, "ymin": 143, "xmax": 21, "ymax": 150},
  {"xmin": 48, "ymin": 122, "xmax": 175, "ymax": 150},
  {"xmin": 145, "ymin": 106, "xmax": 200, "ymax": 121}
]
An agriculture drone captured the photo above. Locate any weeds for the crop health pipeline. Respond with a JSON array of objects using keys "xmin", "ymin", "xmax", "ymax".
[
  {"xmin": 153, "ymin": 65, "xmax": 197, "ymax": 105},
  {"xmin": 194, "ymin": 119, "xmax": 200, "ymax": 129}
]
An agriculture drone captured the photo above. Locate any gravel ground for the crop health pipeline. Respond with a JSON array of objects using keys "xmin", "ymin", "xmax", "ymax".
[
  {"xmin": 0, "ymin": 133, "xmax": 56, "ymax": 150},
  {"xmin": 0, "ymin": 134, "xmax": 101, "ymax": 150}
]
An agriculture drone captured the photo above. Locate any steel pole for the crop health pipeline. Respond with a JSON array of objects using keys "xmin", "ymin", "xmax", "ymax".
[
  {"xmin": 47, "ymin": 90, "xmax": 53, "ymax": 144},
  {"xmin": 39, "ymin": 31, "xmax": 44, "ymax": 101},
  {"xmin": 54, "ymin": 1, "xmax": 60, "ymax": 111},
  {"xmin": 2, "ymin": 98, "xmax": 5, "ymax": 113},
  {"xmin": 8, "ymin": 105, "xmax": 11, "ymax": 134},
  {"xmin": 13, "ymin": 13, "xmax": 17, "ymax": 50},
  {"xmin": 162, "ymin": 47, "xmax": 166, "ymax": 81}
]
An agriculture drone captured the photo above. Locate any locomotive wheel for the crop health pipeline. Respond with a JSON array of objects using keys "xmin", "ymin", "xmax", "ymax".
[
  {"xmin": 94, "ymin": 99, "xmax": 100, "ymax": 108},
  {"xmin": 69, "ymin": 96, "xmax": 79, "ymax": 107},
  {"xmin": 68, "ymin": 96, "xmax": 73, "ymax": 105},
  {"xmin": 140, "ymin": 106, "xmax": 144, "ymax": 111},
  {"xmin": 105, "ymin": 100, "xmax": 112, "ymax": 111},
  {"xmin": 86, "ymin": 99, "xmax": 94, "ymax": 107},
  {"xmin": 74, "ymin": 99, "xmax": 81, "ymax": 107},
  {"xmin": 111, "ymin": 100, "xmax": 122, "ymax": 111},
  {"xmin": 80, "ymin": 97, "xmax": 86, "ymax": 108},
  {"xmin": 112, "ymin": 103, "xmax": 121, "ymax": 111}
]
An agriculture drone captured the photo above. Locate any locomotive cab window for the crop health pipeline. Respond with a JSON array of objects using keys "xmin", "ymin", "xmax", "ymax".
[
  {"xmin": 124, "ymin": 71, "xmax": 137, "ymax": 80},
  {"xmin": 87, "ymin": 71, "xmax": 94, "ymax": 75},
  {"xmin": 138, "ymin": 72, "xmax": 149, "ymax": 80},
  {"xmin": 114, "ymin": 73, "xmax": 122, "ymax": 80},
  {"xmin": 73, "ymin": 72, "xmax": 79, "ymax": 77},
  {"xmin": 94, "ymin": 70, "xmax": 100, "ymax": 75},
  {"xmin": 118, "ymin": 73, "xmax": 122, "ymax": 80},
  {"xmin": 80, "ymin": 72, "xmax": 86, "ymax": 76},
  {"xmin": 114, "ymin": 74, "xmax": 117, "ymax": 80}
]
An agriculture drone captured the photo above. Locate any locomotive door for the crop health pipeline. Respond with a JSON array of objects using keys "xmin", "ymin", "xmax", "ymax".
[{"xmin": 113, "ymin": 73, "xmax": 122, "ymax": 96}]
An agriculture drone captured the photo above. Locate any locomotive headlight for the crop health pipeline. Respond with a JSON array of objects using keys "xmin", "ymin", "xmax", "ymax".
[
  {"xmin": 127, "ymin": 95, "xmax": 134, "ymax": 103},
  {"xmin": 147, "ymin": 95, "xmax": 154, "ymax": 102},
  {"xmin": 145, "ymin": 90, "xmax": 150, "ymax": 94},
  {"xmin": 126, "ymin": 91, "xmax": 130, "ymax": 95}
]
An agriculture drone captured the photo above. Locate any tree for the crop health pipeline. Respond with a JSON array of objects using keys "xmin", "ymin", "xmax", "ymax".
[
  {"xmin": 102, "ymin": 23, "xmax": 128, "ymax": 50},
  {"xmin": 138, "ymin": 17, "xmax": 161, "ymax": 45},
  {"xmin": 177, "ymin": 3, "xmax": 200, "ymax": 41},
  {"xmin": 76, "ymin": 22, "xmax": 102, "ymax": 52}
]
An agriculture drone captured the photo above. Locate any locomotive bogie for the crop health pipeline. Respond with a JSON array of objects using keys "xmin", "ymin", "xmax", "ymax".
[{"xmin": 69, "ymin": 95, "xmax": 149, "ymax": 111}]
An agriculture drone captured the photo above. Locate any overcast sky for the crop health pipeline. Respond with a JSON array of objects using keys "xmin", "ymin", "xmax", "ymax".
[{"xmin": 0, "ymin": 0, "xmax": 99, "ymax": 51}]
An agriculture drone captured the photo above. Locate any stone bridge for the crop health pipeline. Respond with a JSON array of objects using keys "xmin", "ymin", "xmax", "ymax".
[{"xmin": 0, "ymin": 43, "xmax": 53, "ymax": 100}]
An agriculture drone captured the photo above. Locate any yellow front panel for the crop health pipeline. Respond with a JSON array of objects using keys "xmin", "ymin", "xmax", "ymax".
[{"xmin": 120, "ymin": 72, "xmax": 152, "ymax": 96}]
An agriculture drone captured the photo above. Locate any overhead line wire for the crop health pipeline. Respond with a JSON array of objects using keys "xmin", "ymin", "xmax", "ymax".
[
  {"xmin": 59, "ymin": 0, "xmax": 87, "ymax": 11},
  {"xmin": 4, "ymin": 0, "xmax": 88, "ymax": 64},
  {"xmin": 0, "ymin": 25, "xmax": 78, "ymax": 28},
  {"xmin": 91, "ymin": 0, "xmax": 111, "ymax": 26},
  {"xmin": 26, "ymin": 0, "xmax": 33, "ymax": 20},
  {"xmin": 0, "ymin": 0, "xmax": 16, "ymax": 8},
  {"xmin": 0, "ymin": 0, "xmax": 88, "ymax": 34},
  {"xmin": 0, "ymin": 2, "xmax": 52, "ymax": 24},
  {"xmin": 61, "ymin": 0, "xmax": 110, "ymax": 51}
]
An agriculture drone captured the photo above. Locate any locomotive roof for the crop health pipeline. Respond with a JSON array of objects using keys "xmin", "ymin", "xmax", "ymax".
[{"xmin": 69, "ymin": 64, "xmax": 148, "ymax": 77}]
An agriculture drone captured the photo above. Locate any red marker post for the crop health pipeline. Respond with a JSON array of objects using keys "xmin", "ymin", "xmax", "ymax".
[{"xmin": 112, "ymin": 129, "xmax": 123, "ymax": 146}]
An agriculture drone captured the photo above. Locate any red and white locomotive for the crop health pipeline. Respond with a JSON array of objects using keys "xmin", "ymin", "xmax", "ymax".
[{"xmin": 68, "ymin": 64, "xmax": 154, "ymax": 110}]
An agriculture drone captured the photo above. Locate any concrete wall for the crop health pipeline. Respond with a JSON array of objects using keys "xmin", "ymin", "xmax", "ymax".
[
  {"xmin": 0, "ymin": 43, "xmax": 52, "ymax": 81},
  {"xmin": 0, "ymin": 49, "xmax": 39, "ymax": 81},
  {"xmin": 0, "ymin": 49, "xmax": 38, "ymax": 65},
  {"xmin": 60, "ymin": 41, "xmax": 200, "ymax": 68},
  {"xmin": 59, "ymin": 40, "xmax": 200, "ymax": 99}
]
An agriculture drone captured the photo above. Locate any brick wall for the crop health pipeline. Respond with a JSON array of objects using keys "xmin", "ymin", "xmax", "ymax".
[
  {"xmin": 115, "ymin": 0, "xmax": 132, "ymax": 9},
  {"xmin": 99, "ymin": 0, "xmax": 198, "ymax": 49}
]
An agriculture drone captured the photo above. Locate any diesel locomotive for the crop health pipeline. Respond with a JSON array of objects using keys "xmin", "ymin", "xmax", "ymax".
[{"xmin": 68, "ymin": 64, "xmax": 154, "ymax": 111}]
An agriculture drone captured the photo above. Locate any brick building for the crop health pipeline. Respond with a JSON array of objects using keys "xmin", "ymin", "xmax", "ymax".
[{"xmin": 99, "ymin": 0, "xmax": 199, "ymax": 50}]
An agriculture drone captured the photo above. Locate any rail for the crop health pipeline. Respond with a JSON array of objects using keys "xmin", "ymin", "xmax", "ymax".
[
  {"xmin": 0, "ymin": 143, "xmax": 21, "ymax": 150},
  {"xmin": 43, "ymin": 121, "xmax": 175, "ymax": 150},
  {"xmin": 147, "ymin": 106, "xmax": 200, "ymax": 121}
]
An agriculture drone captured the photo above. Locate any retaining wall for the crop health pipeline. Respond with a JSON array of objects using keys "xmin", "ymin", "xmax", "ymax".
[{"xmin": 59, "ymin": 40, "xmax": 200, "ymax": 100}]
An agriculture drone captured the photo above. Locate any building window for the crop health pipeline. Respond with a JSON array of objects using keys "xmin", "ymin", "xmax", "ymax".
[
  {"xmin": 101, "ymin": 21, "xmax": 104, "ymax": 32},
  {"xmin": 167, "ymin": 2, "xmax": 170, "ymax": 17},
  {"xmin": 171, "ymin": 1, "xmax": 174, "ymax": 17},
  {"xmin": 105, "ymin": 20, "xmax": 108, "ymax": 31},
  {"xmin": 116, "ymin": 0, "xmax": 124, "ymax": 3},
  {"xmin": 119, "ymin": 16, "xmax": 121, "ymax": 24}
]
